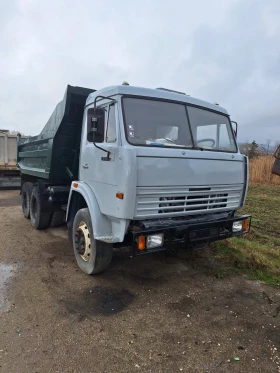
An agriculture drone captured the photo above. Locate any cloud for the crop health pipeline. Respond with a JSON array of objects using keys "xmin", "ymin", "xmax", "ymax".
[
  {"xmin": 0, "ymin": 0, "xmax": 279, "ymax": 144},
  {"xmin": 174, "ymin": 0, "xmax": 280, "ymax": 142}
]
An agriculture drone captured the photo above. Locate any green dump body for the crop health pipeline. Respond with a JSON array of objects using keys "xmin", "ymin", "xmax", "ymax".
[{"xmin": 18, "ymin": 85, "xmax": 95, "ymax": 182}]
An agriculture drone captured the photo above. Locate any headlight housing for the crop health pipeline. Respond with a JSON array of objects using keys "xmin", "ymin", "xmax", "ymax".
[
  {"xmin": 232, "ymin": 220, "xmax": 243, "ymax": 232},
  {"xmin": 147, "ymin": 234, "xmax": 164, "ymax": 249}
]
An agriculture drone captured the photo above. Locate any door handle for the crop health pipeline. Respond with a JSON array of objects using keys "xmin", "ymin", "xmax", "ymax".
[{"xmin": 82, "ymin": 163, "xmax": 89, "ymax": 169}]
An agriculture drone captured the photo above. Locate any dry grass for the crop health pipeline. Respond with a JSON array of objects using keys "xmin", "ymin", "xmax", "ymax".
[
  {"xmin": 211, "ymin": 185, "xmax": 280, "ymax": 287},
  {"xmin": 249, "ymin": 156, "xmax": 280, "ymax": 185}
]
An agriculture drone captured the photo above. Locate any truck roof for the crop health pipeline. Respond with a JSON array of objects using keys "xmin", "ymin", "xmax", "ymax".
[{"xmin": 86, "ymin": 85, "xmax": 228, "ymax": 115}]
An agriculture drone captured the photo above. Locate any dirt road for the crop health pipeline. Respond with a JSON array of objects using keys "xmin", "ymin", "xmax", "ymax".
[{"xmin": 0, "ymin": 190, "xmax": 279, "ymax": 373}]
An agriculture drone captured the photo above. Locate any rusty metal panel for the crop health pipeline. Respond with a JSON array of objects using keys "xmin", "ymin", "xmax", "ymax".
[
  {"xmin": 272, "ymin": 159, "xmax": 280, "ymax": 176},
  {"xmin": 272, "ymin": 145, "xmax": 280, "ymax": 176}
]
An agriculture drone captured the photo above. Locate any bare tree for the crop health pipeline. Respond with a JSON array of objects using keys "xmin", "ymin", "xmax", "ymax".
[
  {"xmin": 261, "ymin": 139, "xmax": 273, "ymax": 155},
  {"xmin": 239, "ymin": 140, "xmax": 260, "ymax": 159},
  {"xmin": 238, "ymin": 142, "xmax": 250, "ymax": 156}
]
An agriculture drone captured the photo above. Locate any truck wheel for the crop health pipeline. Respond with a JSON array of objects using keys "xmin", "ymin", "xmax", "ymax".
[
  {"xmin": 30, "ymin": 185, "xmax": 51, "ymax": 230},
  {"xmin": 49, "ymin": 210, "xmax": 65, "ymax": 227},
  {"xmin": 21, "ymin": 182, "xmax": 33, "ymax": 218},
  {"xmin": 72, "ymin": 208, "xmax": 113, "ymax": 275}
]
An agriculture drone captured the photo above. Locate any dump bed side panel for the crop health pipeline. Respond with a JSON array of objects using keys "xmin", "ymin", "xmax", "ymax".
[
  {"xmin": 0, "ymin": 132, "xmax": 18, "ymax": 169},
  {"xmin": 18, "ymin": 85, "xmax": 95, "ymax": 181}
]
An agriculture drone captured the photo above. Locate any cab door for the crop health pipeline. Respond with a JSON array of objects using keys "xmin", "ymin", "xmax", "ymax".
[{"xmin": 79, "ymin": 101, "xmax": 120, "ymax": 216}]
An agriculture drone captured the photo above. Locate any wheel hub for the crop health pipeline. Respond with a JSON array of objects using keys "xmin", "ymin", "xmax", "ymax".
[{"xmin": 75, "ymin": 221, "xmax": 91, "ymax": 262}]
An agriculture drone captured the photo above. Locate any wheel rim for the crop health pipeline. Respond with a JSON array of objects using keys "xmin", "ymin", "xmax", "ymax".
[
  {"xmin": 31, "ymin": 196, "xmax": 37, "ymax": 220},
  {"xmin": 74, "ymin": 221, "xmax": 91, "ymax": 262}
]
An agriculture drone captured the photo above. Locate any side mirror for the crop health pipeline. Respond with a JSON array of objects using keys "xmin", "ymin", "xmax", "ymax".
[
  {"xmin": 87, "ymin": 108, "xmax": 105, "ymax": 142},
  {"xmin": 231, "ymin": 121, "xmax": 238, "ymax": 138}
]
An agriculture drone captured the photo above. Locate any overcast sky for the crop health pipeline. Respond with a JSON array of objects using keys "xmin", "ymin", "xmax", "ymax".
[{"xmin": 0, "ymin": 0, "xmax": 279, "ymax": 143}]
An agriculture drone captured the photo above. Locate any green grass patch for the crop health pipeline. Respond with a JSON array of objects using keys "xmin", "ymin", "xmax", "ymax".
[{"xmin": 211, "ymin": 185, "xmax": 280, "ymax": 287}]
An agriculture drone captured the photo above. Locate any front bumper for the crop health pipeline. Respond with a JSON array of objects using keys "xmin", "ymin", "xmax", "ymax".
[{"xmin": 131, "ymin": 214, "xmax": 251, "ymax": 256}]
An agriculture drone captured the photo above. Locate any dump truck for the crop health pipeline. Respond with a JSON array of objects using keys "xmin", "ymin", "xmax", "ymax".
[
  {"xmin": 0, "ymin": 130, "xmax": 27, "ymax": 188},
  {"xmin": 18, "ymin": 84, "xmax": 251, "ymax": 274}
]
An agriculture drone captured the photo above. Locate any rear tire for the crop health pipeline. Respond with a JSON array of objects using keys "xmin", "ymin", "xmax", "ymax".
[
  {"xmin": 49, "ymin": 210, "xmax": 65, "ymax": 227},
  {"xmin": 30, "ymin": 185, "xmax": 51, "ymax": 230},
  {"xmin": 21, "ymin": 182, "xmax": 33, "ymax": 219},
  {"xmin": 72, "ymin": 208, "xmax": 113, "ymax": 275}
]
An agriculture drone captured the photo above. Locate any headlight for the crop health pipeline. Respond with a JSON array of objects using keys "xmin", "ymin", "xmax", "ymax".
[
  {"xmin": 147, "ymin": 234, "xmax": 164, "ymax": 249},
  {"xmin": 232, "ymin": 221, "xmax": 243, "ymax": 232}
]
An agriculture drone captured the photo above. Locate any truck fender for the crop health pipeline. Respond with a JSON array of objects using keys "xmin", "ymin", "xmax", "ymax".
[{"xmin": 66, "ymin": 181, "xmax": 115, "ymax": 242}]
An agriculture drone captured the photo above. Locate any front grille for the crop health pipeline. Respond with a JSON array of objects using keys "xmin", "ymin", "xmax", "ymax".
[
  {"xmin": 135, "ymin": 185, "xmax": 243, "ymax": 218},
  {"xmin": 159, "ymin": 193, "xmax": 228, "ymax": 213}
]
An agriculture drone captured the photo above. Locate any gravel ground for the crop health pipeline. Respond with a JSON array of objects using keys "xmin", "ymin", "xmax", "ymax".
[{"xmin": 0, "ymin": 189, "xmax": 280, "ymax": 373}]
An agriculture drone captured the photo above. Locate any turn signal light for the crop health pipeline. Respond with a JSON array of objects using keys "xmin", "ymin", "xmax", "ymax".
[
  {"xmin": 116, "ymin": 192, "xmax": 124, "ymax": 200},
  {"xmin": 243, "ymin": 219, "xmax": 249, "ymax": 231},
  {"xmin": 73, "ymin": 183, "xmax": 78, "ymax": 188},
  {"xmin": 138, "ymin": 236, "xmax": 146, "ymax": 251}
]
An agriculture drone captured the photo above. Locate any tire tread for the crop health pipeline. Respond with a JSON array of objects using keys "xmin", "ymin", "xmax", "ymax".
[
  {"xmin": 72, "ymin": 208, "xmax": 113, "ymax": 275},
  {"xmin": 30, "ymin": 185, "xmax": 51, "ymax": 230},
  {"xmin": 21, "ymin": 182, "xmax": 33, "ymax": 219}
]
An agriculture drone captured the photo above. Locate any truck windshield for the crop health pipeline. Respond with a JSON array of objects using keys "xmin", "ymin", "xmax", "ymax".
[
  {"xmin": 123, "ymin": 98, "xmax": 193, "ymax": 148},
  {"xmin": 187, "ymin": 106, "xmax": 237, "ymax": 152},
  {"xmin": 122, "ymin": 97, "xmax": 237, "ymax": 152}
]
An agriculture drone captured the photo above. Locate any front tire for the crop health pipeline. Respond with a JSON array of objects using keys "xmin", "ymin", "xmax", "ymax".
[
  {"xmin": 72, "ymin": 208, "xmax": 113, "ymax": 275},
  {"xmin": 30, "ymin": 185, "xmax": 51, "ymax": 230}
]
